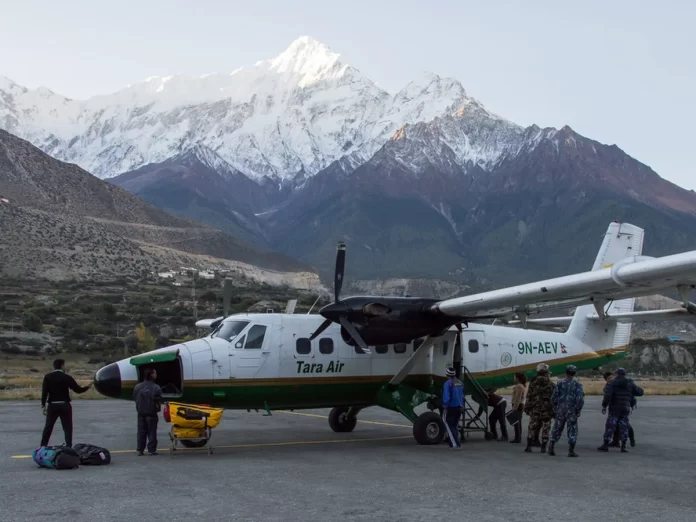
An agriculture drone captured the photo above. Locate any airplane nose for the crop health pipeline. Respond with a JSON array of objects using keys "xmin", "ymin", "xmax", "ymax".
[{"xmin": 94, "ymin": 363, "xmax": 122, "ymax": 399}]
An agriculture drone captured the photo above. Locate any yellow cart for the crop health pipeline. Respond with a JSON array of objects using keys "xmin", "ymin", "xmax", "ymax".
[{"xmin": 164, "ymin": 402, "xmax": 224, "ymax": 456}]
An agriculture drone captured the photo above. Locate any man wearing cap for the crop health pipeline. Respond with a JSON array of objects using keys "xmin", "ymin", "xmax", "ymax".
[
  {"xmin": 442, "ymin": 367, "xmax": 464, "ymax": 450},
  {"xmin": 524, "ymin": 363, "xmax": 555, "ymax": 453},
  {"xmin": 598, "ymin": 368, "xmax": 644, "ymax": 453},
  {"xmin": 548, "ymin": 365, "xmax": 585, "ymax": 457}
]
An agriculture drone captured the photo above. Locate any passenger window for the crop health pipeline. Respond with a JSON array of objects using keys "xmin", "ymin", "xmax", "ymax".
[
  {"xmin": 394, "ymin": 343, "xmax": 407, "ymax": 354},
  {"xmin": 468, "ymin": 339, "xmax": 479, "ymax": 353},
  {"xmin": 319, "ymin": 338, "xmax": 334, "ymax": 354},
  {"xmin": 376, "ymin": 345, "xmax": 388, "ymax": 354},
  {"xmin": 244, "ymin": 325, "xmax": 267, "ymax": 349},
  {"xmin": 296, "ymin": 338, "xmax": 311, "ymax": 355},
  {"xmin": 441, "ymin": 341, "xmax": 448, "ymax": 355}
]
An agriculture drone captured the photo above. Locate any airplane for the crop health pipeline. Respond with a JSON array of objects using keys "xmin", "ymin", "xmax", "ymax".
[{"xmin": 93, "ymin": 221, "xmax": 696, "ymax": 446}]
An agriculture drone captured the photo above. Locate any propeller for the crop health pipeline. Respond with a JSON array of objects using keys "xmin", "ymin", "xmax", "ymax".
[{"xmin": 309, "ymin": 241, "xmax": 371, "ymax": 354}]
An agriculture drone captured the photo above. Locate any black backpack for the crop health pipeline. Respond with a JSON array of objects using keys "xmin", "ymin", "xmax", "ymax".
[
  {"xmin": 72, "ymin": 443, "xmax": 112, "ymax": 465},
  {"xmin": 33, "ymin": 445, "xmax": 81, "ymax": 469}
]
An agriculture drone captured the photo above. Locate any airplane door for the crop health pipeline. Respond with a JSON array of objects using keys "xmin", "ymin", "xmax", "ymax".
[
  {"xmin": 461, "ymin": 329, "xmax": 487, "ymax": 373},
  {"xmin": 229, "ymin": 322, "xmax": 271, "ymax": 379}
]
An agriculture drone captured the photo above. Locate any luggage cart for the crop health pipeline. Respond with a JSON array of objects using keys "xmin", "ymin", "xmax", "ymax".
[{"xmin": 164, "ymin": 402, "xmax": 223, "ymax": 456}]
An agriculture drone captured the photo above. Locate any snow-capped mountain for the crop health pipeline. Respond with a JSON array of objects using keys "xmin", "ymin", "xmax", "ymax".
[{"xmin": 0, "ymin": 36, "xmax": 474, "ymax": 182}]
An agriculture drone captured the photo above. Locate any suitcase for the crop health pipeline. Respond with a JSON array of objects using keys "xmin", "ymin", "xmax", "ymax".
[{"xmin": 73, "ymin": 443, "xmax": 112, "ymax": 465}]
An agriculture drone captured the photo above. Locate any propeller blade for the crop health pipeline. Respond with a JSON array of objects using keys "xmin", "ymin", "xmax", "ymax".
[
  {"xmin": 335, "ymin": 241, "xmax": 345, "ymax": 303},
  {"xmin": 339, "ymin": 316, "xmax": 371, "ymax": 355},
  {"xmin": 223, "ymin": 278, "xmax": 233, "ymax": 317},
  {"xmin": 309, "ymin": 319, "xmax": 332, "ymax": 341}
]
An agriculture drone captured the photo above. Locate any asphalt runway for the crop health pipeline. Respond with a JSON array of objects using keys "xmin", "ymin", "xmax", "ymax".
[{"xmin": 1, "ymin": 396, "xmax": 695, "ymax": 522}]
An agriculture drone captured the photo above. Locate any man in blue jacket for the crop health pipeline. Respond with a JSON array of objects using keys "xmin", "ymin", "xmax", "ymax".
[{"xmin": 442, "ymin": 367, "xmax": 464, "ymax": 450}]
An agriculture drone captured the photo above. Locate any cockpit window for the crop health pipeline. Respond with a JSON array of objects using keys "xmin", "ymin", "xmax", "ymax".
[{"xmin": 211, "ymin": 320, "xmax": 249, "ymax": 342}]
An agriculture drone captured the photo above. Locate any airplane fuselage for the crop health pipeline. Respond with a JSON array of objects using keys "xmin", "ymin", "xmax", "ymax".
[{"xmin": 95, "ymin": 313, "xmax": 627, "ymax": 410}]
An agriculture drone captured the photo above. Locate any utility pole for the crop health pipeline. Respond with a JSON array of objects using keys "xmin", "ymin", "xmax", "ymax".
[{"xmin": 192, "ymin": 277, "xmax": 197, "ymax": 320}]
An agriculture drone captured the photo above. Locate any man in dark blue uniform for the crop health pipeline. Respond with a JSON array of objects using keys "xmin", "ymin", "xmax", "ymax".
[
  {"xmin": 598, "ymin": 368, "xmax": 643, "ymax": 453},
  {"xmin": 442, "ymin": 367, "xmax": 464, "ymax": 450}
]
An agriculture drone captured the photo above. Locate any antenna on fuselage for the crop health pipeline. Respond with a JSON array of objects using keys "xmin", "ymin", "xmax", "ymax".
[{"xmin": 307, "ymin": 295, "xmax": 320, "ymax": 314}]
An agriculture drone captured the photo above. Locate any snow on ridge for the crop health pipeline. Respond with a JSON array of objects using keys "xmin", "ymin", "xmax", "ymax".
[{"xmin": 0, "ymin": 36, "xmax": 527, "ymax": 183}]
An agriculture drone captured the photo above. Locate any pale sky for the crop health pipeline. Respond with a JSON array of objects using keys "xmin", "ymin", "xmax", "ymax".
[{"xmin": 2, "ymin": 0, "xmax": 695, "ymax": 190}]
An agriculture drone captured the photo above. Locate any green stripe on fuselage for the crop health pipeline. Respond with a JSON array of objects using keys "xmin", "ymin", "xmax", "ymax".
[{"xmin": 118, "ymin": 351, "xmax": 626, "ymax": 410}]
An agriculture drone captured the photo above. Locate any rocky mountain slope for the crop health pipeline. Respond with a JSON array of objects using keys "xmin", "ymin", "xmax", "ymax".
[
  {"xmin": 3, "ymin": 37, "xmax": 696, "ymax": 286},
  {"xmin": 0, "ymin": 130, "xmax": 318, "ymax": 286}
]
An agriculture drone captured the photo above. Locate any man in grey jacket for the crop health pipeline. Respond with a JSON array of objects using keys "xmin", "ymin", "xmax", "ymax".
[{"xmin": 133, "ymin": 368, "xmax": 163, "ymax": 456}]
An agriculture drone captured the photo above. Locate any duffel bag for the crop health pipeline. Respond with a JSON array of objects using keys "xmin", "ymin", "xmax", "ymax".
[
  {"xmin": 32, "ymin": 446, "xmax": 80, "ymax": 469},
  {"xmin": 73, "ymin": 443, "xmax": 112, "ymax": 465}
]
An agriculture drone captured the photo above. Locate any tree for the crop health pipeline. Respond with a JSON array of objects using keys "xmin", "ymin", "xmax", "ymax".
[
  {"xmin": 23, "ymin": 312, "xmax": 43, "ymax": 333},
  {"xmin": 135, "ymin": 322, "xmax": 155, "ymax": 351}
]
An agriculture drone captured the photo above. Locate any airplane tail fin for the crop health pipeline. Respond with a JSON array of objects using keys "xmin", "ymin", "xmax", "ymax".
[{"xmin": 567, "ymin": 221, "xmax": 645, "ymax": 350}]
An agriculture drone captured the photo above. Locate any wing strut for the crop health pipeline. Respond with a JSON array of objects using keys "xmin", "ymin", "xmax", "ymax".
[{"xmin": 389, "ymin": 336, "xmax": 433, "ymax": 386}]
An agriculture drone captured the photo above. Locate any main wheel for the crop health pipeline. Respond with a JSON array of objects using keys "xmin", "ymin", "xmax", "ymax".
[
  {"xmin": 328, "ymin": 407, "xmax": 358, "ymax": 433},
  {"xmin": 413, "ymin": 412, "xmax": 445, "ymax": 445}
]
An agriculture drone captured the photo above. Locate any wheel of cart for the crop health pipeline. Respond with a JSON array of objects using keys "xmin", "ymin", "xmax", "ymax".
[{"xmin": 169, "ymin": 426, "xmax": 213, "ymax": 456}]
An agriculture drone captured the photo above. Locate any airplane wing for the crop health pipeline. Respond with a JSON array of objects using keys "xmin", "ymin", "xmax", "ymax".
[
  {"xmin": 507, "ymin": 308, "xmax": 696, "ymax": 327},
  {"xmin": 432, "ymin": 250, "xmax": 696, "ymax": 321}
]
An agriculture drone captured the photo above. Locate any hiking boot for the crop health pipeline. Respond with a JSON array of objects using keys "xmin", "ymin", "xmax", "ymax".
[
  {"xmin": 630, "ymin": 438, "xmax": 636, "ymax": 447},
  {"xmin": 548, "ymin": 441, "xmax": 556, "ymax": 456},
  {"xmin": 524, "ymin": 439, "xmax": 533, "ymax": 453},
  {"xmin": 597, "ymin": 443, "xmax": 609, "ymax": 452},
  {"xmin": 621, "ymin": 442, "xmax": 628, "ymax": 453},
  {"xmin": 568, "ymin": 443, "xmax": 578, "ymax": 457},
  {"xmin": 540, "ymin": 441, "xmax": 548, "ymax": 454}
]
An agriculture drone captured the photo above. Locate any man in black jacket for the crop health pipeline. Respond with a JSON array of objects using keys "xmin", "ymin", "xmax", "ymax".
[
  {"xmin": 40, "ymin": 359, "xmax": 93, "ymax": 448},
  {"xmin": 598, "ymin": 368, "xmax": 643, "ymax": 453},
  {"xmin": 133, "ymin": 368, "xmax": 163, "ymax": 455}
]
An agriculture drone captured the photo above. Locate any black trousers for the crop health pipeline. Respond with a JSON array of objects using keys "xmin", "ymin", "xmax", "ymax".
[
  {"xmin": 41, "ymin": 402, "xmax": 73, "ymax": 447},
  {"xmin": 489, "ymin": 402, "xmax": 509, "ymax": 439},
  {"xmin": 137, "ymin": 414, "xmax": 159, "ymax": 453}
]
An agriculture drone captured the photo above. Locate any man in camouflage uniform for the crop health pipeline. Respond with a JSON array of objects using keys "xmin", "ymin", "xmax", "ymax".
[
  {"xmin": 548, "ymin": 364, "xmax": 584, "ymax": 457},
  {"xmin": 524, "ymin": 363, "xmax": 555, "ymax": 453}
]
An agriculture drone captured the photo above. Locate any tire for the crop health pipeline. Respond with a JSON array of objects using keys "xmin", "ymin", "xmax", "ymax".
[
  {"xmin": 180, "ymin": 439, "xmax": 208, "ymax": 448},
  {"xmin": 413, "ymin": 412, "xmax": 445, "ymax": 445},
  {"xmin": 328, "ymin": 407, "xmax": 358, "ymax": 433}
]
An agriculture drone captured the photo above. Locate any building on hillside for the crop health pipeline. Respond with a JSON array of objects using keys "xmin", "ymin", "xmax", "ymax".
[
  {"xmin": 198, "ymin": 270, "xmax": 215, "ymax": 279},
  {"xmin": 158, "ymin": 271, "xmax": 176, "ymax": 279}
]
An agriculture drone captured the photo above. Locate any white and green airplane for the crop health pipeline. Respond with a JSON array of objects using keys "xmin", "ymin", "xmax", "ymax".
[{"xmin": 94, "ymin": 221, "xmax": 696, "ymax": 445}]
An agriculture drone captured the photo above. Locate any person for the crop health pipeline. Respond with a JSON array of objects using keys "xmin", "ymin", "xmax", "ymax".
[
  {"xmin": 548, "ymin": 365, "xmax": 585, "ymax": 457},
  {"xmin": 603, "ymin": 372, "xmax": 636, "ymax": 447},
  {"xmin": 524, "ymin": 363, "xmax": 555, "ymax": 453},
  {"xmin": 133, "ymin": 368, "xmax": 163, "ymax": 456},
  {"xmin": 40, "ymin": 358, "xmax": 93, "ymax": 448},
  {"xmin": 487, "ymin": 389, "xmax": 509, "ymax": 441},
  {"xmin": 598, "ymin": 368, "xmax": 643, "ymax": 453},
  {"xmin": 441, "ymin": 367, "xmax": 464, "ymax": 450},
  {"xmin": 509, "ymin": 373, "xmax": 527, "ymax": 443}
]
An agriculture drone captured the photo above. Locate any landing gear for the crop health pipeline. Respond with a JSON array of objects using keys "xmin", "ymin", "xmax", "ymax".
[
  {"xmin": 328, "ymin": 407, "xmax": 358, "ymax": 433},
  {"xmin": 413, "ymin": 412, "xmax": 445, "ymax": 445}
]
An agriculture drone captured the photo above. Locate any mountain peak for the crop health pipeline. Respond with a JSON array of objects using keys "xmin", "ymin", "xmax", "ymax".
[{"xmin": 269, "ymin": 36, "xmax": 344, "ymax": 86}]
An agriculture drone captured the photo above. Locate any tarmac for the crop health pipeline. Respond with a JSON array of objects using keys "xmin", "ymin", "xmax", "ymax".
[{"xmin": 1, "ymin": 396, "xmax": 695, "ymax": 522}]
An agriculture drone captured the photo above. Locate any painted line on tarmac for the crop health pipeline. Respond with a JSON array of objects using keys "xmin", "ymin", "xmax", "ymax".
[
  {"xmin": 10, "ymin": 435, "xmax": 412, "ymax": 459},
  {"xmin": 276, "ymin": 410, "xmax": 412, "ymax": 428}
]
